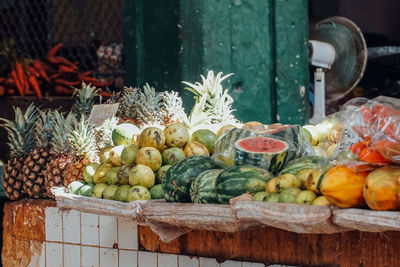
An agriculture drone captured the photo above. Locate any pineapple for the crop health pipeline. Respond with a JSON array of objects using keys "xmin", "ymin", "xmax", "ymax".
[
  {"xmin": 162, "ymin": 90, "xmax": 188, "ymax": 124},
  {"xmin": 111, "ymin": 84, "xmax": 169, "ymax": 127},
  {"xmin": 112, "ymin": 86, "xmax": 140, "ymax": 123},
  {"xmin": 182, "ymin": 71, "xmax": 238, "ymax": 128},
  {"xmin": 63, "ymin": 114, "xmax": 98, "ymax": 186},
  {"xmin": 0, "ymin": 104, "xmax": 38, "ymax": 200},
  {"xmin": 44, "ymin": 111, "xmax": 76, "ymax": 198},
  {"xmin": 22, "ymin": 109, "xmax": 56, "ymax": 198},
  {"xmin": 135, "ymin": 83, "xmax": 167, "ymax": 126},
  {"xmin": 94, "ymin": 116, "xmax": 119, "ymax": 150},
  {"xmin": 71, "ymin": 82, "xmax": 101, "ymax": 117}
]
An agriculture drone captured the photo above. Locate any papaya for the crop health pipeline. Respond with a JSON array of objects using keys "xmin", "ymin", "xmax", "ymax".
[
  {"xmin": 320, "ymin": 166, "xmax": 369, "ymax": 208},
  {"xmin": 363, "ymin": 166, "xmax": 400, "ymax": 211}
]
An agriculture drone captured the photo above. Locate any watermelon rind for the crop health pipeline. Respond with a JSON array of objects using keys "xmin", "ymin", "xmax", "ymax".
[
  {"xmin": 278, "ymin": 156, "xmax": 328, "ymax": 175},
  {"xmin": 216, "ymin": 166, "xmax": 272, "ymax": 204},
  {"xmin": 211, "ymin": 128, "xmax": 256, "ymax": 168},
  {"xmin": 190, "ymin": 169, "xmax": 222, "ymax": 204},
  {"xmin": 162, "ymin": 155, "xmax": 220, "ymax": 202},
  {"xmin": 234, "ymin": 136, "xmax": 289, "ymax": 175}
]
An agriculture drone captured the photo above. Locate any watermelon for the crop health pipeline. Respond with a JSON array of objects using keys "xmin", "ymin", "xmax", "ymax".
[
  {"xmin": 279, "ymin": 156, "xmax": 328, "ymax": 175},
  {"xmin": 261, "ymin": 124, "xmax": 310, "ymax": 162},
  {"xmin": 162, "ymin": 155, "xmax": 220, "ymax": 202},
  {"xmin": 211, "ymin": 128, "xmax": 256, "ymax": 168},
  {"xmin": 216, "ymin": 166, "xmax": 272, "ymax": 204},
  {"xmin": 190, "ymin": 169, "xmax": 222, "ymax": 204},
  {"xmin": 235, "ymin": 136, "xmax": 289, "ymax": 175}
]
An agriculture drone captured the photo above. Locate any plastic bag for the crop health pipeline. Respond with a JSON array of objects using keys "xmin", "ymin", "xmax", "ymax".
[
  {"xmin": 336, "ymin": 96, "xmax": 400, "ymax": 165},
  {"xmin": 211, "ymin": 124, "xmax": 315, "ymax": 175}
]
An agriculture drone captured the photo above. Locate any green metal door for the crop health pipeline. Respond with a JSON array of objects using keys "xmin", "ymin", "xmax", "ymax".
[{"xmin": 124, "ymin": 0, "xmax": 309, "ymax": 124}]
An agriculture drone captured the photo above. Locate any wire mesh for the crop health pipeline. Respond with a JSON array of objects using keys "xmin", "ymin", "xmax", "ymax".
[{"xmin": 0, "ymin": 0, "xmax": 125, "ymax": 90}]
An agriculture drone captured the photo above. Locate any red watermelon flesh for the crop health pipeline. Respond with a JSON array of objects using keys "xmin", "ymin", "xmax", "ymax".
[{"xmin": 235, "ymin": 136, "xmax": 288, "ymax": 153}]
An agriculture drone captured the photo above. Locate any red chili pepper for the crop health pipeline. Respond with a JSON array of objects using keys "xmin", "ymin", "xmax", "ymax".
[
  {"xmin": 81, "ymin": 70, "xmax": 93, "ymax": 76},
  {"xmin": 33, "ymin": 60, "xmax": 51, "ymax": 83},
  {"xmin": 0, "ymin": 86, "xmax": 5, "ymax": 96},
  {"xmin": 28, "ymin": 66, "xmax": 40, "ymax": 78},
  {"xmin": 47, "ymin": 56, "xmax": 78, "ymax": 70},
  {"xmin": 0, "ymin": 78, "xmax": 6, "ymax": 84},
  {"xmin": 28, "ymin": 75, "xmax": 43, "ymax": 101},
  {"xmin": 11, "ymin": 69, "xmax": 24, "ymax": 96},
  {"xmin": 55, "ymin": 85, "xmax": 75, "ymax": 95},
  {"xmin": 58, "ymin": 65, "xmax": 77, "ymax": 73},
  {"xmin": 46, "ymin": 43, "xmax": 63, "ymax": 58},
  {"xmin": 55, "ymin": 79, "xmax": 80, "ymax": 87}
]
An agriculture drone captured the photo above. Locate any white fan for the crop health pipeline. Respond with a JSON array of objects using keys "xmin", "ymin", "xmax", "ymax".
[{"xmin": 309, "ymin": 16, "xmax": 368, "ymax": 124}]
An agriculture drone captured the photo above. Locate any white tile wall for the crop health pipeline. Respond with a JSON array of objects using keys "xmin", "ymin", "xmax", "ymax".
[
  {"xmin": 63, "ymin": 210, "xmax": 81, "ymax": 244},
  {"xmin": 45, "ymin": 207, "xmax": 63, "ymax": 242},
  {"xmin": 200, "ymin": 257, "xmax": 220, "ymax": 267},
  {"xmin": 118, "ymin": 218, "xmax": 138, "ymax": 250},
  {"xmin": 243, "ymin": 262, "xmax": 265, "ymax": 267},
  {"xmin": 119, "ymin": 250, "xmax": 138, "ymax": 267},
  {"xmin": 178, "ymin": 255, "xmax": 199, "ymax": 267},
  {"xmin": 221, "ymin": 260, "xmax": 242, "ymax": 267},
  {"xmin": 82, "ymin": 246, "xmax": 99, "ymax": 267},
  {"xmin": 158, "ymin": 253, "xmax": 178, "ymax": 267},
  {"xmin": 46, "ymin": 242, "xmax": 63, "ymax": 267},
  {"xmin": 81, "ymin": 212, "xmax": 99, "ymax": 246},
  {"xmin": 41, "ymin": 208, "xmax": 279, "ymax": 267},
  {"xmin": 100, "ymin": 248, "xmax": 119, "ymax": 267},
  {"xmin": 64, "ymin": 244, "xmax": 80, "ymax": 267},
  {"xmin": 138, "ymin": 251, "xmax": 157, "ymax": 267},
  {"xmin": 99, "ymin": 215, "xmax": 118, "ymax": 248}
]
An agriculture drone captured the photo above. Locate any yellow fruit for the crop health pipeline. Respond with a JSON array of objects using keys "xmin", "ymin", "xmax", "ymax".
[
  {"xmin": 312, "ymin": 196, "xmax": 330, "ymax": 206},
  {"xmin": 164, "ymin": 123, "xmax": 189, "ymax": 148},
  {"xmin": 326, "ymin": 144, "xmax": 338, "ymax": 157},
  {"xmin": 320, "ymin": 166, "xmax": 369, "ymax": 208},
  {"xmin": 265, "ymin": 177, "xmax": 278, "ymax": 194},
  {"xmin": 305, "ymin": 169, "xmax": 323, "ymax": 194},
  {"xmin": 135, "ymin": 147, "xmax": 162, "ymax": 171},
  {"xmin": 128, "ymin": 164, "xmax": 155, "ymax": 189},
  {"xmin": 139, "ymin": 127, "xmax": 166, "ymax": 149},
  {"xmin": 183, "ymin": 141, "xmax": 209, "ymax": 157},
  {"xmin": 363, "ymin": 166, "xmax": 400, "ymax": 211},
  {"xmin": 217, "ymin": 125, "xmax": 236, "ymax": 137},
  {"xmin": 295, "ymin": 168, "xmax": 316, "ymax": 190},
  {"xmin": 242, "ymin": 121, "xmax": 265, "ymax": 133},
  {"xmin": 275, "ymin": 174, "xmax": 300, "ymax": 192}
]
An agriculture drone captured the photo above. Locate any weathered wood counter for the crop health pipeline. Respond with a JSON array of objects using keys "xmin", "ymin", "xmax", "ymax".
[{"xmin": 2, "ymin": 199, "xmax": 400, "ymax": 266}]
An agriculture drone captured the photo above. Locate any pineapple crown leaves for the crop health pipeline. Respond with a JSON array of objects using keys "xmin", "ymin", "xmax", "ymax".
[
  {"xmin": 35, "ymin": 109, "xmax": 56, "ymax": 148},
  {"xmin": 72, "ymin": 82, "xmax": 101, "ymax": 117},
  {"xmin": 113, "ymin": 86, "xmax": 140, "ymax": 119},
  {"xmin": 162, "ymin": 90, "xmax": 189, "ymax": 124},
  {"xmin": 0, "ymin": 103, "xmax": 39, "ymax": 156},
  {"xmin": 68, "ymin": 114, "xmax": 97, "ymax": 160},
  {"xmin": 51, "ymin": 111, "xmax": 77, "ymax": 154},
  {"xmin": 94, "ymin": 116, "xmax": 119, "ymax": 149},
  {"xmin": 182, "ymin": 71, "xmax": 238, "ymax": 128}
]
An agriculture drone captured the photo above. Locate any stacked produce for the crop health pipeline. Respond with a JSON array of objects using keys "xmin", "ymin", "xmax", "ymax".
[
  {"xmin": 0, "ymin": 41, "xmax": 110, "ymax": 99},
  {"xmin": 4, "ymin": 68, "xmax": 400, "ymax": 216}
]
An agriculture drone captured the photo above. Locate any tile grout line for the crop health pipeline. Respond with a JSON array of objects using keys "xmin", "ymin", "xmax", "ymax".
[
  {"xmin": 98, "ymin": 214, "xmax": 100, "ymax": 267},
  {"xmin": 80, "ymin": 211, "xmax": 82, "ymax": 267}
]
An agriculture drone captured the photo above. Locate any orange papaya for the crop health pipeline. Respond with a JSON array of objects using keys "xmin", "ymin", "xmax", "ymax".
[
  {"xmin": 320, "ymin": 166, "xmax": 369, "ymax": 208},
  {"xmin": 363, "ymin": 166, "xmax": 400, "ymax": 211}
]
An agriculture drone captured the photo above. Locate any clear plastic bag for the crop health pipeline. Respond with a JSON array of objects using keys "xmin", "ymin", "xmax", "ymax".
[{"xmin": 336, "ymin": 96, "xmax": 400, "ymax": 165}]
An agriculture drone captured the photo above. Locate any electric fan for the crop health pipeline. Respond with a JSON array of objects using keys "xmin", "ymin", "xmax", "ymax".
[{"xmin": 309, "ymin": 16, "xmax": 367, "ymax": 124}]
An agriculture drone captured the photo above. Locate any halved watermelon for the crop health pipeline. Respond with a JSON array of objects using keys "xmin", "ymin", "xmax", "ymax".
[{"xmin": 235, "ymin": 136, "xmax": 289, "ymax": 174}]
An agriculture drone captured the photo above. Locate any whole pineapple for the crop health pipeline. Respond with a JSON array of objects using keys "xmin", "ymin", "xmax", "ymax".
[
  {"xmin": 44, "ymin": 111, "xmax": 76, "ymax": 198},
  {"xmin": 63, "ymin": 114, "xmax": 98, "ymax": 186},
  {"xmin": 0, "ymin": 104, "xmax": 38, "ymax": 200},
  {"xmin": 71, "ymin": 82, "xmax": 101, "ymax": 117},
  {"xmin": 22, "ymin": 109, "xmax": 56, "ymax": 198},
  {"xmin": 135, "ymin": 83, "xmax": 167, "ymax": 126}
]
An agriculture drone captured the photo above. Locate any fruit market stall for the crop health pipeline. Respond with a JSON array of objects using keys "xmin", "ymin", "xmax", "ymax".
[{"xmin": 3, "ymin": 71, "xmax": 400, "ymax": 266}]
